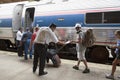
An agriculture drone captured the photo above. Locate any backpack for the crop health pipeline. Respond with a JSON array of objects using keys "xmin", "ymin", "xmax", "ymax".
[{"xmin": 82, "ymin": 31, "xmax": 95, "ymax": 47}]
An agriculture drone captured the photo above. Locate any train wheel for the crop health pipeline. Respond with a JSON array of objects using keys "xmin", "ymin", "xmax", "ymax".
[
  {"xmin": 89, "ymin": 46, "xmax": 109, "ymax": 63},
  {"xmin": 0, "ymin": 40, "xmax": 7, "ymax": 50}
]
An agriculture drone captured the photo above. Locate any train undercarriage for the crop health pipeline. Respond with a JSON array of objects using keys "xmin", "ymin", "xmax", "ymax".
[
  {"xmin": 0, "ymin": 39, "xmax": 115, "ymax": 63},
  {"xmin": 0, "ymin": 39, "xmax": 16, "ymax": 50},
  {"xmin": 58, "ymin": 44, "xmax": 115, "ymax": 63}
]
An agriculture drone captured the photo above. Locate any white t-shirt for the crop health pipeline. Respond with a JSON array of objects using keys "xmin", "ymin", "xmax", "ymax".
[
  {"xmin": 76, "ymin": 31, "xmax": 85, "ymax": 51},
  {"xmin": 34, "ymin": 27, "xmax": 59, "ymax": 44},
  {"xmin": 16, "ymin": 31, "xmax": 23, "ymax": 41}
]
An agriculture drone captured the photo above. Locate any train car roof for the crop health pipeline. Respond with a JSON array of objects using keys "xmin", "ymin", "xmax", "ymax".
[
  {"xmin": 0, "ymin": 1, "xmax": 28, "ymax": 6},
  {"xmin": 24, "ymin": 0, "xmax": 120, "ymax": 10}
]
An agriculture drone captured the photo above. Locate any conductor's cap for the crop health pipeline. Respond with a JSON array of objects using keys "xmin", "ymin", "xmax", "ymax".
[{"xmin": 75, "ymin": 23, "xmax": 81, "ymax": 28}]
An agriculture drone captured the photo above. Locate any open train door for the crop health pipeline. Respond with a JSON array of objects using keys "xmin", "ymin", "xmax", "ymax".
[
  {"xmin": 12, "ymin": 4, "xmax": 24, "ymax": 33},
  {"xmin": 24, "ymin": 7, "xmax": 35, "ymax": 30}
]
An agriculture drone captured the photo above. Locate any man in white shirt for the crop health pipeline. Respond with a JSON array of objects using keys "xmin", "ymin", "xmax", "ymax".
[
  {"xmin": 33, "ymin": 23, "xmax": 64, "ymax": 76},
  {"xmin": 16, "ymin": 27, "xmax": 23, "ymax": 57}
]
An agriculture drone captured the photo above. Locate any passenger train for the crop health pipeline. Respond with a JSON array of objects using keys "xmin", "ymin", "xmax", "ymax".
[{"xmin": 0, "ymin": 0, "xmax": 120, "ymax": 62}]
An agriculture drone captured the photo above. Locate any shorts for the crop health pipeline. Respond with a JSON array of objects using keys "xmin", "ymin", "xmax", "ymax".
[{"xmin": 77, "ymin": 46, "xmax": 86, "ymax": 60}]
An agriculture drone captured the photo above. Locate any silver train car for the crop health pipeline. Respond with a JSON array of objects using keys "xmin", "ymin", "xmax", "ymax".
[{"xmin": 0, "ymin": 0, "xmax": 120, "ymax": 62}]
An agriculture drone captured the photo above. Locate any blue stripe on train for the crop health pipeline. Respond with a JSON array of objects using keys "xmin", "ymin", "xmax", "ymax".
[
  {"xmin": 0, "ymin": 14, "xmax": 120, "ymax": 27},
  {"xmin": 34, "ymin": 14, "xmax": 84, "ymax": 27},
  {"xmin": 0, "ymin": 18, "xmax": 12, "ymax": 27},
  {"xmin": 34, "ymin": 14, "xmax": 120, "ymax": 27}
]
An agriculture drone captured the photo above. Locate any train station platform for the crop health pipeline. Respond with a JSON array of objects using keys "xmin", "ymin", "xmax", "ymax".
[{"xmin": 0, "ymin": 51, "xmax": 120, "ymax": 80}]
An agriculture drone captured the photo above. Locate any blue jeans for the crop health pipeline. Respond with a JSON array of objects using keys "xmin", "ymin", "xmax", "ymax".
[{"xmin": 24, "ymin": 39, "xmax": 32, "ymax": 59}]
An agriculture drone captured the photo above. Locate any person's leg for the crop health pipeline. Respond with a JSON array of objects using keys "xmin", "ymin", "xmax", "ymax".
[
  {"xmin": 77, "ymin": 59, "xmax": 81, "ymax": 66},
  {"xmin": 33, "ymin": 54, "xmax": 38, "ymax": 72},
  {"xmin": 80, "ymin": 48, "xmax": 90, "ymax": 73},
  {"xmin": 46, "ymin": 52, "xmax": 52, "ymax": 63},
  {"xmin": 24, "ymin": 41, "xmax": 28, "ymax": 60},
  {"xmin": 73, "ymin": 51, "xmax": 81, "ymax": 70},
  {"xmin": 39, "ymin": 44, "xmax": 47, "ymax": 75},
  {"xmin": 83, "ymin": 60, "xmax": 89, "ymax": 69},
  {"xmin": 111, "ymin": 58, "xmax": 118, "ymax": 76},
  {"xmin": 32, "ymin": 44, "xmax": 34, "ymax": 55},
  {"xmin": 29, "ymin": 49, "xmax": 32, "ymax": 59},
  {"xmin": 77, "ymin": 51, "xmax": 81, "ymax": 66},
  {"xmin": 82, "ymin": 59, "xmax": 90, "ymax": 73},
  {"xmin": 106, "ymin": 58, "xmax": 118, "ymax": 79},
  {"xmin": 16, "ymin": 40, "xmax": 19, "ymax": 56},
  {"xmin": 27, "ymin": 39, "xmax": 32, "ymax": 59},
  {"xmin": 16, "ymin": 40, "xmax": 22, "ymax": 56},
  {"xmin": 33, "ymin": 43, "xmax": 39, "ymax": 73},
  {"xmin": 19, "ymin": 46, "xmax": 24, "ymax": 56}
]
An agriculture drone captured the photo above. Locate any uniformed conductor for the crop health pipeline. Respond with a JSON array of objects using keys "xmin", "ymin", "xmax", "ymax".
[{"xmin": 33, "ymin": 23, "xmax": 64, "ymax": 76}]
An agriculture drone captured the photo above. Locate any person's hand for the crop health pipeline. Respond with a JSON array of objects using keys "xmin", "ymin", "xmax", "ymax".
[
  {"xmin": 110, "ymin": 46, "xmax": 117, "ymax": 49},
  {"xmin": 71, "ymin": 40, "xmax": 77, "ymax": 43}
]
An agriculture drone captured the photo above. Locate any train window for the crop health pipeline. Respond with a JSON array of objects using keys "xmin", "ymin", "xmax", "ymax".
[
  {"xmin": 104, "ymin": 11, "xmax": 120, "ymax": 23},
  {"xmin": 86, "ymin": 12, "xmax": 102, "ymax": 24}
]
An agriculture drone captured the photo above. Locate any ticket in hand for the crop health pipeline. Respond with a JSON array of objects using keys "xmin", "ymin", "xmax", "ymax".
[{"xmin": 65, "ymin": 41, "xmax": 71, "ymax": 44}]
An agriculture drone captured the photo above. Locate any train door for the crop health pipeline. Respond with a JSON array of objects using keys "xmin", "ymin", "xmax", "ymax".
[
  {"xmin": 24, "ymin": 7, "xmax": 35, "ymax": 30},
  {"xmin": 12, "ymin": 4, "xmax": 24, "ymax": 32}
]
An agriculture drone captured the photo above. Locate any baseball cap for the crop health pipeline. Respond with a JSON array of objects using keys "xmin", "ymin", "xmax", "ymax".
[{"xmin": 75, "ymin": 23, "xmax": 81, "ymax": 28}]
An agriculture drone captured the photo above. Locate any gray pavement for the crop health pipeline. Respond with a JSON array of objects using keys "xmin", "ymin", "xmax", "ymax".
[{"xmin": 0, "ymin": 51, "xmax": 120, "ymax": 80}]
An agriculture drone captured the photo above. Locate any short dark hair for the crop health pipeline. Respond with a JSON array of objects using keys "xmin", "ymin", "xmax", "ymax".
[
  {"xmin": 18, "ymin": 27, "xmax": 22, "ymax": 30},
  {"xmin": 49, "ymin": 23, "xmax": 57, "ymax": 28}
]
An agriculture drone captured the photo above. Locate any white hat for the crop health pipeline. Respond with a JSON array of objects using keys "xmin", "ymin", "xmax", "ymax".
[{"xmin": 75, "ymin": 23, "xmax": 81, "ymax": 28}]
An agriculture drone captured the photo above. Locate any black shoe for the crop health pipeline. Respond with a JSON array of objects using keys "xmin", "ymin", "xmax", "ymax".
[
  {"xmin": 24, "ymin": 58, "xmax": 28, "ymax": 60},
  {"xmin": 24, "ymin": 56, "xmax": 28, "ymax": 60},
  {"xmin": 33, "ymin": 67, "xmax": 37, "ymax": 73},
  {"xmin": 33, "ymin": 69, "xmax": 36, "ymax": 73},
  {"xmin": 82, "ymin": 68, "xmax": 90, "ymax": 73},
  {"xmin": 73, "ymin": 65, "xmax": 79, "ymax": 70},
  {"xmin": 39, "ymin": 71, "xmax": 48, "ymax": 76},
  {"xmin": 18, "ymin": 55, "xmax": 23, "ymax": 57}
]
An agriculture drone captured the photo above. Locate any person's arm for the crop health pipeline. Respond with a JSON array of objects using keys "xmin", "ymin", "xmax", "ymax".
[
  {"xmin": 29, "ymin": 34, "xmax": 34, "ymax": 50},
  {"xmin": 111, "ymin": 46, "xmax": 120, "ymax": 49},
  {"xmin": 57, "ymin": 41, "xmax": 65, "ymax": 45}
]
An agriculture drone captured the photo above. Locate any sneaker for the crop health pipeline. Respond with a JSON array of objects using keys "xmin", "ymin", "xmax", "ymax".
[
  {"xmin": 73, "ymin": 65, "xmax": 79, "ymax": 70},
  {"xmin": 105, "ymin": 74, "xmax": 114, "ymax": 79},
  {"xmin": 82, "ymin": 68, "xmax": 90, "ymax": 73}
]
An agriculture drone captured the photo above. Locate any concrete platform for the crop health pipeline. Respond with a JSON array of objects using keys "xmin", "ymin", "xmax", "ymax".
[{"xmin": 0, "ymin": 50, "xmax": 120, "ymax": 80}]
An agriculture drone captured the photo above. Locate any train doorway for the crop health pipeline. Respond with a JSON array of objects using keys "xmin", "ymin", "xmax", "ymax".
[{"xmin": 24, "ymin": 7, "xmax": 35, "ymax": 30}]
